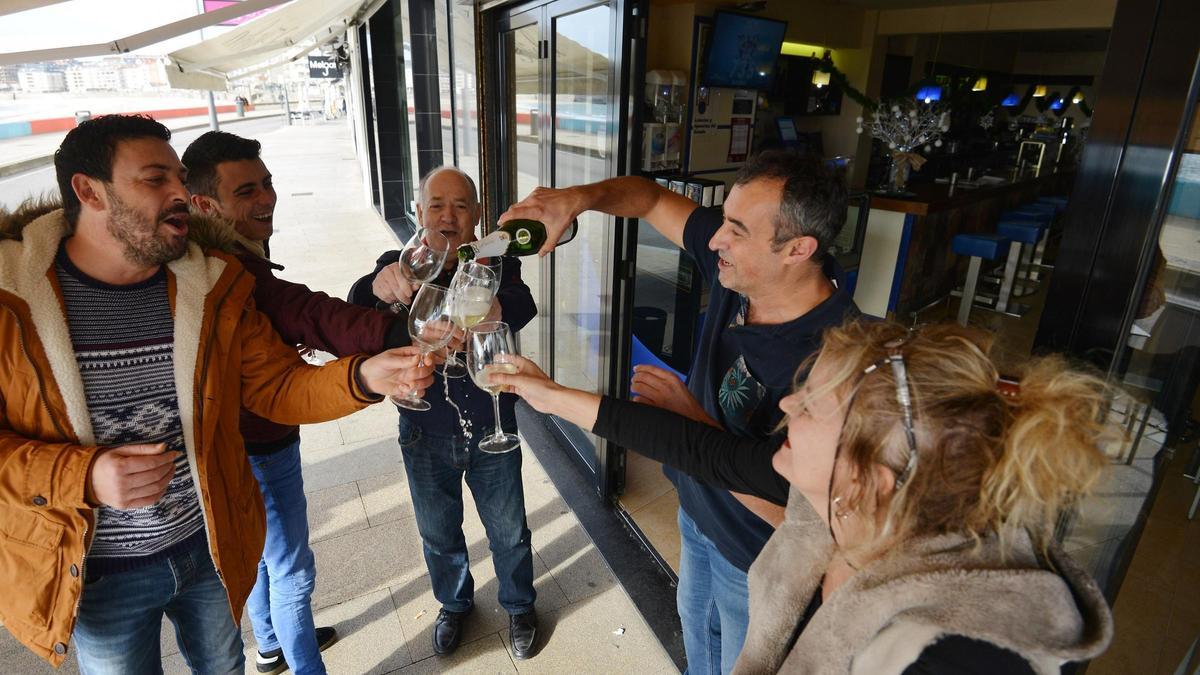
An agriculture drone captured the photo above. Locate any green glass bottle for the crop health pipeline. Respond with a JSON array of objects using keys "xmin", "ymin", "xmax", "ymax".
[{"xmin": 457, "ymin": 217, "xmax": 578, "ymax": 262}]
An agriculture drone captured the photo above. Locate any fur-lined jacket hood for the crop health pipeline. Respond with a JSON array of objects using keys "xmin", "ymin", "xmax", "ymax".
[{"xmin": 734, "ymin": 489, "xmax": 1113, "ymax": 674}]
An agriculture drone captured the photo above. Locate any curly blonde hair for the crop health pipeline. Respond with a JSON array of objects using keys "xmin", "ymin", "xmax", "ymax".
[{"xmin": 801, "ymin": 320, "xmax": 1110, "ymax": 560}]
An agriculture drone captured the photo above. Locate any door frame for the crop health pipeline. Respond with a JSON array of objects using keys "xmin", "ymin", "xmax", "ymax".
[{"xmin": 485, "ymin": 0, "xmax": 643, "ymax": 499}]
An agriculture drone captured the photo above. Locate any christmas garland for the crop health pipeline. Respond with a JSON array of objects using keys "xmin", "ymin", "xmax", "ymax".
[
  {"xmin": 805, "ymin": 58, "xmax": 1093, "ymax": 119},
  {"xmin": 811, "ymin": 57, "xmax": 877, "ymax": 112}
]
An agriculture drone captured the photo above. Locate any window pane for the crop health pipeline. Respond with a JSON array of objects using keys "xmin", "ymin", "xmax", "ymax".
[
  {"xmin": 552, "ymin": 4, "xmax": 613, "ymax": 433},
  {"xmin": 501, "ymin": 23, "xmax": 544, "ymax": 363},
  {"xmin": 451, "ymin": 0, "xmax": 480, "ymax": 183},
  {"xmin": 398, "ymin": 0, "xmax": 420, "ymax": 214},
  {"xmin": 436, "ymin": 0, "xmax": 454, "ymax": 168}
]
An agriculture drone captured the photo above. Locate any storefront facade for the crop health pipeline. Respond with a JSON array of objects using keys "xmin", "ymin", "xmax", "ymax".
[{"xmin": 346, "ymin": 1, "xmax": 1200, "ymax": 669}]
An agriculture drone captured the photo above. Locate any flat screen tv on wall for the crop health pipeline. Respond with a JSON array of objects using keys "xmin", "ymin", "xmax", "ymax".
[{"xmin": 700, "ymin": 11, "xmax": 788, "ymax": 90}]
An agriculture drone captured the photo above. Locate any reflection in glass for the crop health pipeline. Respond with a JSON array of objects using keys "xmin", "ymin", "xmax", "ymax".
[
  {"xmin": 1114, "ymin": 134, "xmax": 1200, "ymax": 446},
  {"xmin": 398, "ymin": 0, "xmax": 421, "ymax": 215},
  {"xmin": 502, "ymin": 22, "xmax": 544, "ymax": 363},
  {"xmin": 452, "ymin": 2, "xmax": 480, "ymax": 181},
  {"xmin": 552, "ymin": 5, "xmax": 613, "ymax": 448}
]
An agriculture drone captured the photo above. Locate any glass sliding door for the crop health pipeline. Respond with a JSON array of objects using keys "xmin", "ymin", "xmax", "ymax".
[
  {"xmin": 492, "ymin": 0, "xmax": 631, "ymax": 495},
  {"xmin": 498, "ymin": 12, "xmax": 547, "ymax": 364},
  {"xmin": 550, "ymin": 2, "xmax": 617, "ymax": 460},
  {"xmin": 1032, "ymin": 0, "xmax": 1200, "ymax": 614}
]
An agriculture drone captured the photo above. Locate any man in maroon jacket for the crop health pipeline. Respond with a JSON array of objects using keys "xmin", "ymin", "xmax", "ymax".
[{"xmin": 182, "ymin": 131, "xmax": 420, "ymax": 675}]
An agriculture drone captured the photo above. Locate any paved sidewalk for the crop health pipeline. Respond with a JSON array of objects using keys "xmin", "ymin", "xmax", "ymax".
[
  {"xmin": 0, "ymin": 108, "xmax": 284, "ymax": 177},
  {"xmin": 0, "ymin": 119, "xmax": 677, "ymax": 674}
]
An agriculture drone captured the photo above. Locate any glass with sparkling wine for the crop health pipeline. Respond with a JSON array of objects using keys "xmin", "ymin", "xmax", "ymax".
[
  {"xmin": 466, "ymin": 321, "xmax": 521, "ymax": 453},
  {"xmin": 445, "ymin": 262, "xmax": 499, "ymax": 378}
]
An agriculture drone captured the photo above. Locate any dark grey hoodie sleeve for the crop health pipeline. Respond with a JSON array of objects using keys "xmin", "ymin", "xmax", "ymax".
[{"xmin": 592, "ymin": 396, "xmax": 789, "ymax": 505}]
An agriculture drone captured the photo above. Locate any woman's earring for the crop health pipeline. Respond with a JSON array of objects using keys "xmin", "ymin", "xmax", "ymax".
[{"xmin": 832, "ymin": 496, "xmax": 851, "ymax": 520}]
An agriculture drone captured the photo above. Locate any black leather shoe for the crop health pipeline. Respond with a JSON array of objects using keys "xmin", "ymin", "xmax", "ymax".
[
  {"xmin": 509, "ymin": 609, "xmax": 538, "ymax": 660},
  {"xmin": 433, "ymin": 608, "xmax": 470, "ymax": 655}
]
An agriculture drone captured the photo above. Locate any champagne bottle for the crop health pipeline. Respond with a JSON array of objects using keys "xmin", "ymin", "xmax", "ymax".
[{"xmin": 457, "ymin": 217, "xmax": 578, "ymax": 262}]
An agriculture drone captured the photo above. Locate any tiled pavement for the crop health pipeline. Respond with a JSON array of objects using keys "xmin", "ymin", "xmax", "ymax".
[{"xmin": 0, "ymin": 119, "xmax": 677, "ymax": 674}]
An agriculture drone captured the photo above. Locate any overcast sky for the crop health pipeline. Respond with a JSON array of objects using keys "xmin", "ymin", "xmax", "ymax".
[{"xmin": 1, "ymin": 0, "xmax": 245, "ymax": 61}]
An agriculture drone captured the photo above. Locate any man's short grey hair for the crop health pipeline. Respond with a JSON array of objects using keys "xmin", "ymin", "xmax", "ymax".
[
  {"xmin": 733, "ymin": 150, "xmax": 847, "ymax": 258},
  {"xmin": 418, "ymin": 165, "xmax": 479, "ymax": 210}
]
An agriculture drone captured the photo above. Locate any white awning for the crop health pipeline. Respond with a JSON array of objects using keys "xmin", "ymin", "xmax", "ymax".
[
  {"xmin": 0, "ymin": 1, "xmax": 69, "ymax": 18},
  {"xmin": 165, "ymin": 0, "xmax": 381, "ymax": 91},
  {"xmin": 0, "ymin": 0, "xmax": 290, "ymax": 67}
]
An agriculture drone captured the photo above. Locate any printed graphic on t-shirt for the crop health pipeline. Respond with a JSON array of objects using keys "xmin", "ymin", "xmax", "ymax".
[{"xmin": 718, "ymin": 355, "xmax": 766, "ymax": 436}]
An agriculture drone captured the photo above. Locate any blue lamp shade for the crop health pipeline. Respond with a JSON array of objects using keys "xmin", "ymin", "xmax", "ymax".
[
  {"xmin": 1001, "ymin": 92, "xmax": 1021, "ymax": 107},
  {"xmin": 1049, "ymin": 97, "xmax": 1065, "ymax": 110},
  {"xmin": 915, "ymin": 85, "xmax": 942, "ymax": 102}
]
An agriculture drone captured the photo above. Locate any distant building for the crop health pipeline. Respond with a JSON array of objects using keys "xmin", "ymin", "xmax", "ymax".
[
  {"xmin": 19, "ymin": 69, "xmax": 66, "ymax": 93},
  {"xmin": 121, "ymin": 60, "xmax": 168, "ymax": 90},
  {"xmin": 65, "ymin": 63, "xmax": 121, "ymax": 92}
]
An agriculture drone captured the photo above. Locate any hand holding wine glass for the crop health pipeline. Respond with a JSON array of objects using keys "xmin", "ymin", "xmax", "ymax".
[
  {"xmin": 481, "ymin": 354, "xmax": 562, "ymax": 412},
  {"xmin": 383, "ymin": 227, "xmax": 449, "ymax": 313},
  {"xmin": 357, "ymin": 345, "xmax": 439, "ymax": 399},
  {"xmin": 392, "ymin": 283, "xmax": 454, "ymax": 411},
  {"xmin": 467, "ymin": 321, "xmax": 522, "ymax": 453},
  {"xmin": 445, "ymin": 262, "xmax": 500, "ymax": 378},
  {"xmin": 485, "ymin": 354, "xmax": 604, "ymax": 431}
]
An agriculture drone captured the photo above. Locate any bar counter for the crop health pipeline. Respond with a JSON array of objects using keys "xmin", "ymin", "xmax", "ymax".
[{"xmin": 851, "ymin": 170, "xmax": 1075, "ymax": 319}]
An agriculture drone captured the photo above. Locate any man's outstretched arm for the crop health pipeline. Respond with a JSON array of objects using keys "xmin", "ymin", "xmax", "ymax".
[{"xmin": 499, "ymin": 177, "xmax": 699, "ymax": 255}]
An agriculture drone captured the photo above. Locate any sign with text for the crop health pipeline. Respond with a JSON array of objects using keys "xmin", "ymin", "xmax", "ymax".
[{"xmin": 308, "ymin": 56, "xmax": 342, "ymax": 79}]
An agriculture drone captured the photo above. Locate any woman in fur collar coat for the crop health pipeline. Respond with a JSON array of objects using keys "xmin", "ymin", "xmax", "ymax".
[{"xmin": 492, "ymin": 320, "xmax": 1114, "ymax": 674}]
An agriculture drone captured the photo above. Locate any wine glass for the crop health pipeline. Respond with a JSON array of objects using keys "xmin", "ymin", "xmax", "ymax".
[
  {"xmin": 476, "ymin": 255, "xmax": 503, "ymax": 281},
  {"xmin": 391, "ymin": 227, "xmax": 449, "ymax": 313},
  {"xmin": 444, "ymin": 262, "xmax": 499, "ymax": 379},
  {"xmin": 467, "ymin": 321, "xmax": 521, "ymax": 453},
  {"xmin": 392, "ymin": 283, "xmax": 454, "ymax": 411}
]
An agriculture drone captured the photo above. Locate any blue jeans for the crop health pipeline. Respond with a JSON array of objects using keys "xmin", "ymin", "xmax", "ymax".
[
  {"xmin": 676, "ymin": 509, "xmax": 750, "ymax": 675},
  {"xmin": 72, "ymin": 542, "xmax": 243, "ymax": 674},
  {"xmin": 399, "ymin": 419, "xmax": 536, "ymax": 614},
  {"xmin": 246, "ymin": 440, "xmax": 325, "ymax": 675}
]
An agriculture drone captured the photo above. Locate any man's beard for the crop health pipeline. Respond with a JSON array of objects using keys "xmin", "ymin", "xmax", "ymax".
[{"xmin": 105, "ymin": 186, "xmax": 189, "ymax": 267}]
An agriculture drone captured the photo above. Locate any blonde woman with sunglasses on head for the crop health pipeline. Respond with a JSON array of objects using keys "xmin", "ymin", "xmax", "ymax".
[{"xmin": 491, "ymin": 320, "xmax": 1113, "ymax": 674}]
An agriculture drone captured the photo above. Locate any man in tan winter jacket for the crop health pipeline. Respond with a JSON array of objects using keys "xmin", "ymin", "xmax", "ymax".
[{"xmin": 0, "ymin": 114, "xmax": 432, "ymax": 672}]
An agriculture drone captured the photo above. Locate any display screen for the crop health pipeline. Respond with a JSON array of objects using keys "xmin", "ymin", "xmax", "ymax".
[
  {"xmin": 777, "ymin": 117, "xmax": 798, "ymax": 142},
  {"xmin": 701, "ymin": 11, "xmax": 788, "ymax": 90}
]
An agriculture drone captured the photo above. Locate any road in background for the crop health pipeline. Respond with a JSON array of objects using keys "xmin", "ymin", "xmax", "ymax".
[{"xmin": 0, "ymin": 115, "xmax": 287, "ymax": 209}]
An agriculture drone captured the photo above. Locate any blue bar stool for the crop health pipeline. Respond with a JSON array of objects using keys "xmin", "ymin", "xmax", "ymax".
[
  {"xmin": 1006, "ymin": 205, "xmax": 1055, "ymax": 225},
  {"xmin": 1019, "ymin": 203, "xmax": 1057, "ymax": 265},
  {"xmin": 952, "ymin": 233, "xmax": 1009, "ymax": 326},
  {"xmin": 1031, "ymin": 199, "xmax": 1066, "ymax": 269},
  {"xmin": 1002, "ymin": 205, "xmax": 1056, "ymax": 280},
  {"xmin": 1036, "ymin": 196, "xmax": 1068, "ymax": 214},
  {"xmin": 995, "ymin": 220, "xmax": 1045, "ymax": 315}
]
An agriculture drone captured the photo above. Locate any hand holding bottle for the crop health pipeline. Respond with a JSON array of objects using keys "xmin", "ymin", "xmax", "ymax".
[{"xmin": 497, "ymin": 186, "xmax": 584, "ymax": 256}]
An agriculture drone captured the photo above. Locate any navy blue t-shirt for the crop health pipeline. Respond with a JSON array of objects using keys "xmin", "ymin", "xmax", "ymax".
[{"xmin": 665, "ymin": 206, "xmax": 859, "ymax": 572}]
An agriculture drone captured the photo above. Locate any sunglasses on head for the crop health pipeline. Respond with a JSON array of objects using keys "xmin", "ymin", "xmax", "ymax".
[{"xmin": 861, "ymin": 335, "xmax": 918, "ymax": 489}]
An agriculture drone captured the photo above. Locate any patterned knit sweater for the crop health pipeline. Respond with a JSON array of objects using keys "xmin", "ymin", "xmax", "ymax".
[{"xmin": 54, "ymin": 245, "xmax": 205, "ymax": 574}]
